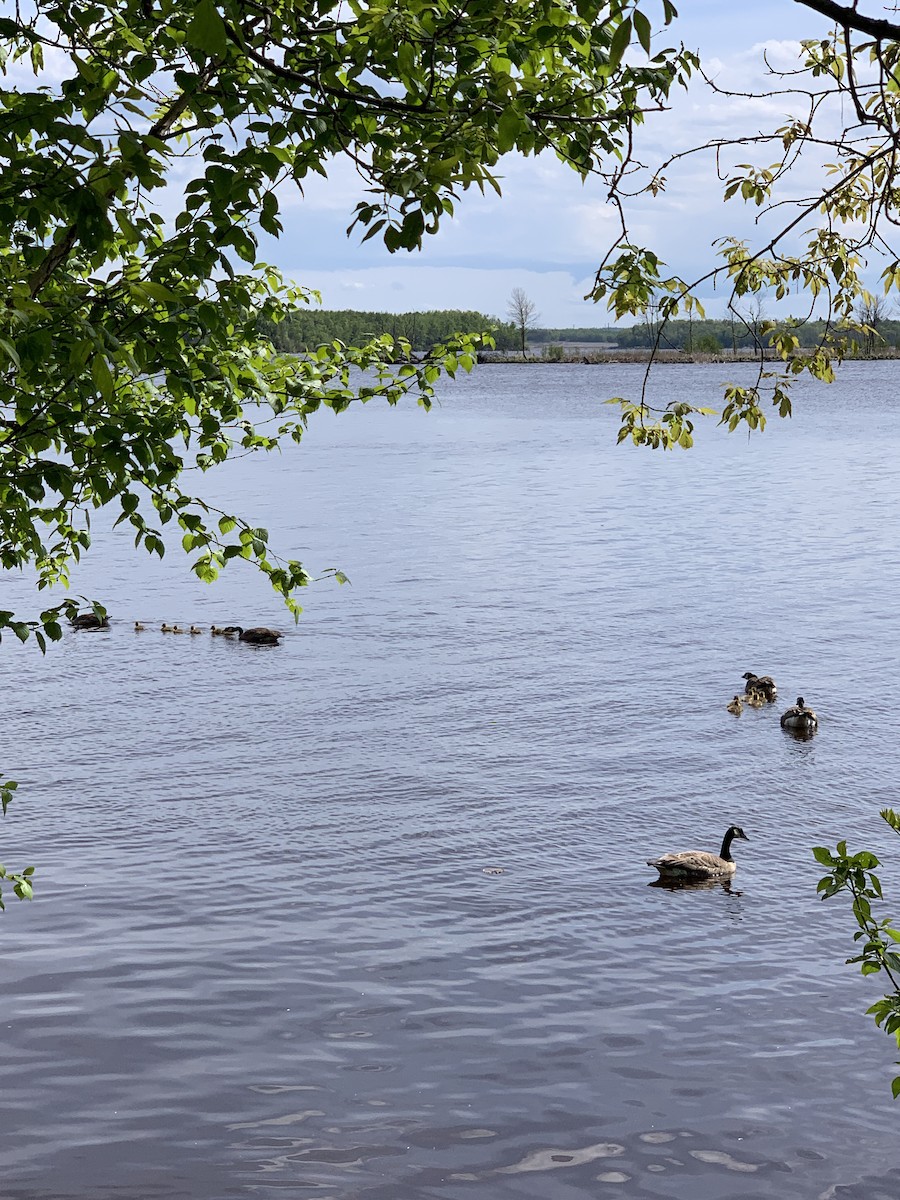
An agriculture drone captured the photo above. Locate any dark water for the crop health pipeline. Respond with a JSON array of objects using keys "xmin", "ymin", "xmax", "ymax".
[{"xmin": 2, "ymin": 362, "xmax": 900, "ymax": 1199}]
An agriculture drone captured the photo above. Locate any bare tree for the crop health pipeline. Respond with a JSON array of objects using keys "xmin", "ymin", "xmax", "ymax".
[
  {"xmin": 506, "ymin": 288, "xmax": 540, "ymax": 357},
  {"xmin": 855, "ymin": 292, "xmax": 890, "ymax": 357}
]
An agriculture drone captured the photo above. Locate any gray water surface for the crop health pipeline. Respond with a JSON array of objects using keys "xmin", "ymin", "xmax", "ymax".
[{"xmin": 2, "ymin": 361, "xmax": 900, "ymax": 1199}]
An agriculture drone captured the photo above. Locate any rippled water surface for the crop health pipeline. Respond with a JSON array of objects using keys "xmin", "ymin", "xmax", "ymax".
[{"xmin": 3, "ymin": 361, "xmax": 900, "ymax": 1199}]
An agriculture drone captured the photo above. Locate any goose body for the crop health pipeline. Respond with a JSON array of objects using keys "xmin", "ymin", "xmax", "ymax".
[
  {"xmin": 229, "ymin": 626, "xmax": 283, "ymax": 645},
  {"xmin": 742, "ymin": 672, "xmax": 777, "ymax": 702},
  {"xmin": 726, "ymin": 695, "xmax": 743, "ymax": 715},
  {"xmin": 71, "ymin": 612, "xmax": 109, "ymax": 630},
  {"xmin": 647, "ymin": 825, "xmax": 749, "ymax": 881},
  {"xmin": 781, "ymin": 696, "xmax": 818, "ymax": 731}
]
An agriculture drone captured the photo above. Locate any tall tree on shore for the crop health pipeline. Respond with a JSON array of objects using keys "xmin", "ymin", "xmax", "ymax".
[{"xmin": 507, "ymin": 289, "xmax": 541, "ymax": 358}]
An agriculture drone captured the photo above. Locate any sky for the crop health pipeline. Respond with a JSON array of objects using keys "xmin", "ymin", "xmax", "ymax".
[{"xmin": 266, "ymin": 0, "xmax": 844, "ymax": 326}]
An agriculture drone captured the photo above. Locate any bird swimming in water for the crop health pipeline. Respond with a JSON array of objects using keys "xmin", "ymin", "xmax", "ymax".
[
  {"xmin": 647, "ymin": 826, "xmax": 750, "ymax": 881},
  {"xmin": 71, "ymin": 612, "xmax": 109, "ymax": 630},
  {"xmin": 227, "ymin": 626, "xmax": 283, "ymax": 645},
  {"xmin": 743, "ymin": 672, "xmax": 777, "ymax": 702},
  {"xmin": 780, "ymin": 696, "xmax": 818, "ymax": 731}
]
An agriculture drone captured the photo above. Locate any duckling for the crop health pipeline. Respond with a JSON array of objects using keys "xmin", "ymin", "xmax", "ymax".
[
  {"xmin": 134, "ymin": 621, "xmax": 146, "ymax": 631},
  {"xmin": 189, "ymin": 625, "xmax": 203, "ymax": 635},
  {"xmin": 742, "ymin": 671, "xmax": 777, "ymax": 702},
  {"xmin": 727, "ymin": 695, "xmax": 743, "ymax": 715},
  {"xmin": 744, "ymin": 691, "xmax": 766, "ymax": 708},
  {"xmin": 780, "ymin": 696, "xmax": 818, "ymax": 731},
  {"xmin": 229, "ymin": 626, "xmax": 283, "ymax": 645},
  {"xmin": 647, "ymin": 825, "xmax": 749, "ymax": 881},
  {"xmin": 71, "ymin": 611, "xmax": 109, "ymax": 630}
]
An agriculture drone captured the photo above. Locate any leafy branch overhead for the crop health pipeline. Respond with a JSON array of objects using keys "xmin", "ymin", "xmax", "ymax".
[
  {"xmin": 593, "ymin": 0, "xmax": 900, "ymax": 448},
  {"xmin": 0, "ymin": 0, "xmax": 694, "ymax": 640}
]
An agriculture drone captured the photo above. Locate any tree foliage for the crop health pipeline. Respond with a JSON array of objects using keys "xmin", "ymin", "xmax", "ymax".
[
  {"xmin": 815, "ymin": 812, "xmax": 900, "ymax": 1097},
  {"xmin": 592, "ymin": 0, "xmax": 900, "ymax": 448},
  {"xmin": 271, "ymin": 309, "xmax": 520, "ymax": 354}
]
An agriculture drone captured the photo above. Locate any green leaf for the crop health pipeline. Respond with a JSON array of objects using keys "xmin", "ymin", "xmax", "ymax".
[
  {"xmin": 186, "ymin": 0, "xmax": 228, "ymax": 56},
  {"xmin": 91, "ymin": 356, "xmax": 115, "ymax": 404}
]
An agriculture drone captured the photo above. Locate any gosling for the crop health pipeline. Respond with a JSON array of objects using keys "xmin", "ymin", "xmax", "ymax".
[
  {"xmin": 726, "ymin": 695, "xmax": 743, "ymax": 715},
  {"xmin": 134, "ymin": 622, "xmax": 146, "ymax": 631},
  {"xmin": 189, "ymin": 625, "xmax": 203, "ymax": 635}
]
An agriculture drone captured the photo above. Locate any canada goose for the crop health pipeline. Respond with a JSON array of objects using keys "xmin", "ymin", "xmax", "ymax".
[
  {"xmin": 229, "ymin": 626, "xmax": 283, "ymax": 645},
  {"xmin": 647, "ymin": 825, "xmax": 750, "ymax": 881},
  {"xmin": 781, "ymin": 696, "xmax": 818, "ymax": 731},
  {"xmin": 71, "ymin": 612, "xmax": 109, "ymax": 630},
  {"xmin": 742, "ymin": 672, "xmax": 777, "ymax": 702},
  {"xmin": 221, "ymin": 626, "xmax": 240, "ymax": 638},
  {"xmin": 189, "ymin": 625, "xmax": 203, "ymax": 635},
  {"xmin": 744, "ymin": 691, "xmax": 766, "ymax": 708},
  {"xmin": 726, "ymin": 695, "xmax": 743, "ymax": 715},
  {"xmin": 134, "ymin": 621, "xmax": 146, "ymax": 631}
]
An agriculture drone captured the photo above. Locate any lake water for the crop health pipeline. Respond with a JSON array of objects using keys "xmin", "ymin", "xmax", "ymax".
[{"xmin": 2, "ymin": 361, "xmax": 900, "ymax": 1199}]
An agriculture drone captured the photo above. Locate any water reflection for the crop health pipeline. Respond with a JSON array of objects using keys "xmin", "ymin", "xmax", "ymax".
[
  {"xmin": 647, "ymin": 875, "xmax": 741, "ymax": 896},
  {"xmin": 782, "ymin": 725, "xmax": 818, "ymax": 743}
]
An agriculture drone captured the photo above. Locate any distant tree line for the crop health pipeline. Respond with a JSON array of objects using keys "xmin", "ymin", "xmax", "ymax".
[
  {"xmin": 270, "ymin": 310, "xmax": 900, "ymax": 357},
  {"xmin": 270, "ymin": 309, "xmax": 520, "ymax": 352},
  {"xmin": 533, "ymin": 317, "xmax": 900, "ymax": 354}
]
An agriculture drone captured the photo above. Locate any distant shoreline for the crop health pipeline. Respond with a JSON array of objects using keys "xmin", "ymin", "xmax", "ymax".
[{"xmin": 480, "ymin": 349, "xmax": 900, "ymax": 365}]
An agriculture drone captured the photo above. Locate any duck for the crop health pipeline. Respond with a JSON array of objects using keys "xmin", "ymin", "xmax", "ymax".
[
  {"xmin": 780, "ymin": 696, "xmax": 818, "ymax": 731},
  {"xmin": 71, "ymin": 611, "xmax": 109, "ymax": 630},
  {"xmin": 189, "ymin": 625, "xmax": 203, "ymax": 635},
  {"xmin": 134, "ymin": 621, "xmax": 146, "ymax": 631},
  {"xmin": 742, "ymin": 671, "xmax": 777, "ymax": 702},
  {"xmin": 228, "ymin": 626, "xmax": 283, "ymax": 645},
  {"xmin": 726, "ymin": 695, "xmax": 743, "ymax": 715},
  {"xmin": 647, "ymin": 825, "xmax": 750, "ymax": 881},
  {"xmin": 744, "ymin": 690, "xmax": 766, "ymax": 708}
]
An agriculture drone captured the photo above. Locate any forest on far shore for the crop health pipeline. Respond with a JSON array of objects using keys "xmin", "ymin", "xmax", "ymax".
[{"xmin": 269, "ymin": 308, "xmax": 900, "ymax": 356}]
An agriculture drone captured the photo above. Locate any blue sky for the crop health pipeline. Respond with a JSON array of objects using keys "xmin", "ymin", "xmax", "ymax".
[{"xmin": 270, "ymin": 1, "xmax": 840, "ymax": 326}]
